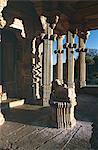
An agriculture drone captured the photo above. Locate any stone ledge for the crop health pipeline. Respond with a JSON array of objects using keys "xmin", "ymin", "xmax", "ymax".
[{"xmin": 1, "ymin": 98, "xmax": 25, "ymax": 109}]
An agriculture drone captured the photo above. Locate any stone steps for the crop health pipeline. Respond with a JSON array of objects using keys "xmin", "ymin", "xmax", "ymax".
[{"xmin": 1, "ymin": 98, "xmax": 25, "ymax": 109}]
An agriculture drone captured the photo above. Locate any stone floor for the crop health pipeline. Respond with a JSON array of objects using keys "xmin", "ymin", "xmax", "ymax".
[{"xmin": 0, "ymin": 93, "xmax": 98, "ymax": 150}]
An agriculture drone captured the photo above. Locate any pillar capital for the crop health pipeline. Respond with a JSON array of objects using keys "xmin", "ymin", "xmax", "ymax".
[
  {"xmin": 78, "ymin": 30, "xmax": 90, "ymax": 42},
  {"xmin": 57, "ymin": 35, "xmax": 65, "ymax": 40},
  {"xmin": 40, "ymin": 15, "xmax": 59, "ymax": 34},
  {"xmin": 46, "ymin": 15, "xmax": 59, "ymax": 29}
]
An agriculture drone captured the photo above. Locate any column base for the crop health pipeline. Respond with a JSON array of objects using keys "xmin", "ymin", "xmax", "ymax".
[
  {"xmin": 43, "ymin": 98, "xmax": 50, "ymax": 107},
  {"xmin": 50, "ymin": 102, "xmax": 76, "ymax": 129},
  {"xmin": 67, "ymin": 82, "xmax": 75, "ymax": 88},
  {"xmin": 56, "ymin": 78, "xmax": 64, "ymax": 85},
  {"xmin": 80, "ymin": 81, "xmax": 86, "ymax": 88},
  {"xmin": 0, "ymin": 112, "xmax": 5, "ymax": 125},
  {"xmin": 42, "ymin": 84, "xmax": 51, "ymax": 106}
]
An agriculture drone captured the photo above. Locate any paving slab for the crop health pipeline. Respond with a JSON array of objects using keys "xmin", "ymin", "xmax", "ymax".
[{"xmin": 0, "ymin": 93, "xmax": 98, "ymax": 150}]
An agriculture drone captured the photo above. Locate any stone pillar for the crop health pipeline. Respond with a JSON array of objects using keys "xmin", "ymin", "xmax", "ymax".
[
  {"xmin": 79, "ymin": 31, "xmax": 90, "ymax": 88},
  {"xmin": 66, "ymin": 31, "xmax": 77, "ymax": 128},
  {"xmin": 0, "ymin": 0, "xmax": 8, "ymax": 125},
  {"xmin": 56, "ymin": 35, "xmax": 64, "ymax": 84},
  {"xmin": 43, "ymin": 25, "xmax": 53, "ymax": 106},
  {"xmin": 66, "ymin": 31, "xmax": 75, "ymax": 87},
  {"xmin": 40, "ymin": 16, "xmax": 58, "ymax": 106},
  {"xmin": 35, "ymin": 42, "xmax": 43, "ymax": 100},
  {"xmin": 32, "ymin": 38, "xmax": 36, "ymax": 100},
  {"xmin": 32, "ymin": 39, "xmax": 43, "ymax": 100},
  {"xmin": 79, "ymin": 37, "xmax": 86, "ymax": 88},
  {"xmin": 39, "ymin": 42, "xmax": 43, "ymax": 86}
]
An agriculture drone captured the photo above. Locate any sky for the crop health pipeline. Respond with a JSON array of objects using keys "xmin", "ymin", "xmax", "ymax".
[{"xmin": 52, "ymin": 30, "xmax": 98, "ymax": 65}]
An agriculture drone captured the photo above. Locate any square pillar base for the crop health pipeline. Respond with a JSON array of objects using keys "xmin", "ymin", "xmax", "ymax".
[
  {"xmin": 43, "ymin": 98, "xmax": 50, "ymax": 107},
  {"xmin": 50, "ymin": 101, "xmax": 76, "ymax": 129}
]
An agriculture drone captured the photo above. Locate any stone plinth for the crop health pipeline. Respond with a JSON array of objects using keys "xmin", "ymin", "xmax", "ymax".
[
  {"xmin": 50, "ymin": 79, "xmax": 76, "ymax": 129},
  {"xmin": 51, "ymin": 101, "xmax": 70, "ymax": 128}
]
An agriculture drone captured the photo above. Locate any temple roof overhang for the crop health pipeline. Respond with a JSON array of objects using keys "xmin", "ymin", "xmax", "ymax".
[{"xmin": 3, "ymin": 0, "xmax": 98, "ymax": 37}]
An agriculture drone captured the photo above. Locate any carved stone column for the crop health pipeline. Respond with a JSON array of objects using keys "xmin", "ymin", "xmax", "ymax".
[
  {"xmin": 79, "ymin": 37, "xmax": 86, "ymax": 87},
  {"xmin": 66, "ymin": 31, "xmax": 75, "ymax": 87},
  {"xmin": 66, "ymin": 31, "xmax": 77, "ymax": 128},
  {"xmin": 42, "ymin": 26, "xmax": 53, "ymax": 106},
  {"xmin": 38, "ymin": 42, "xmax": 43, "ymax": 86},
  {"xmin": 40, "ymin": 16, "xmax": 59, "ymax": 106},
  {"xmin": 0, "ymin": 0, "xmax": 8, "ymax": 125},
  {"xmin": 79, "ymin": 31, "xmax": 90, "ymax": 88},
  {"xmin": 50, "ymin": 31, "xmax": 77, "ymax": 129},
  {"xmin": 56, "ymin": 35, "xmax": 64, "ymax": 84},
  {"xmin": 32, "ymin": 38, "xmax": 36, "ymax": 101},
  {"xmin": 32, "ymin": 38, "xmax": 44, "ymax": 101},
  {"xmin": 35, "ymin": 42, "xmax": 43, "ymax": 100}
]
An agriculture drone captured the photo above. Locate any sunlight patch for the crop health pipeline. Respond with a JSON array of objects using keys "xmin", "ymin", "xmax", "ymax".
[{"xmin": 9, "ymin": 18, "xmax": 26, "ymax": 38}]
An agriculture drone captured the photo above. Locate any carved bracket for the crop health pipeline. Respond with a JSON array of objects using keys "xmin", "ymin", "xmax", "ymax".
[
  {"xmin": 54, "ymin": 49, "xmax": 64, "ymax": 54},
  {"xmin": 75, "ymin": 48, "xmax": 88, "ymax": 53},
  {"xmin": 63, "ymin": 43, "xmax": 78, "ymax": 49}
]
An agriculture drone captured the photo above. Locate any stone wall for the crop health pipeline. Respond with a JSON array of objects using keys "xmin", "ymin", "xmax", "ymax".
[{"xmin": 2, "ymin": 29, "xmax": 32, "ymax": 100}]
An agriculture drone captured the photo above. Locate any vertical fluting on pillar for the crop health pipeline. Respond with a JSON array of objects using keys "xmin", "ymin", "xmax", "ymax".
[
  {"xmin": 79, "ymin": 37, "xmax": 86, "ymax": 88},
  {"xmin": 56, "ymin": 36, "xmax": 64, "ymax": 84},
  {"xmin": 66, "ymin": 31, "xmax": 77, "ymax": 128},
  {"xmin": 0, "ymin": 0, "xmax": 8, "ymax": 125}
]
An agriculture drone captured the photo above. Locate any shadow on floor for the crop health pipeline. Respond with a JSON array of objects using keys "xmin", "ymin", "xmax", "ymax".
[
  {"xmin": 2, "ymin": 105, "xmax": 52, "ymax": 128},
  {"xmin": 75, "ymin": 93, "xmax": 98, "ymax": 149},
  {"xmin": 2, "ymin": 93, "xmax": 98, "ymax": 149},
  {"xmin": 90, "ymin": 120, "xmax": 98, "ymax": 150}
]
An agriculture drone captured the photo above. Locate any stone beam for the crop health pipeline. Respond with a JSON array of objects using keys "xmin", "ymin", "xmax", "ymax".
[{"xmin": 32, "ymin": 38, "xmax": 36, "ymax": 101}]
